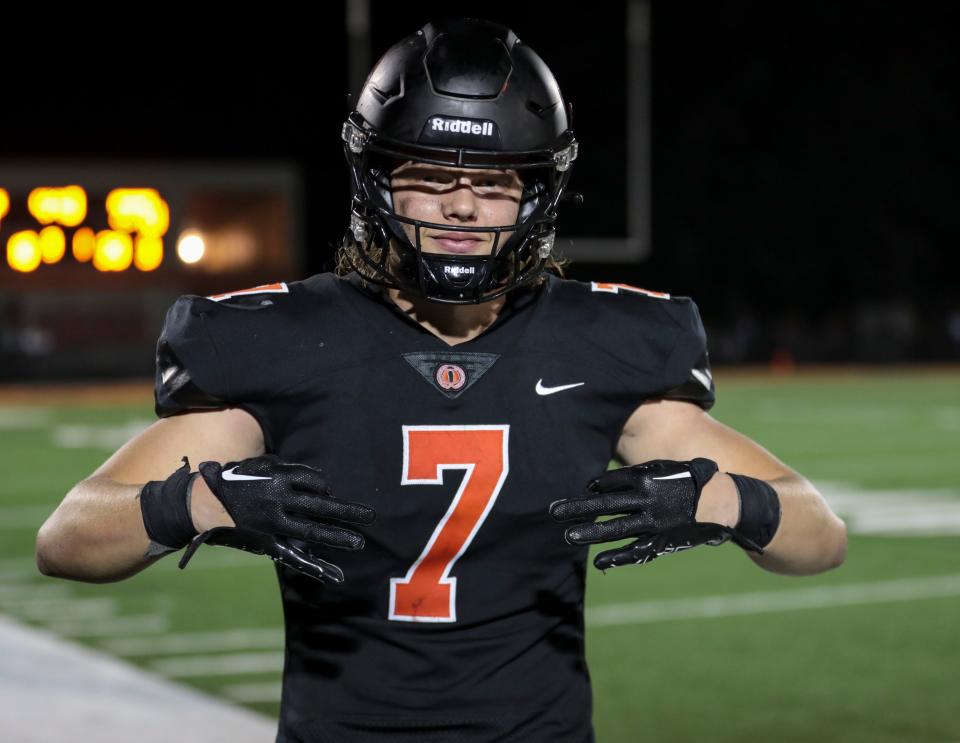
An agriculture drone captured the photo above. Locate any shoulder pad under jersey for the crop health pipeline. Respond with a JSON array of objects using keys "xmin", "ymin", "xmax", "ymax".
[
  {"xmin": 154, "ymin": 281, "xmax": 312, "ymax": 417},
  {"xmin": 554, "ymin": 279, "xmax": 716, "ymax": 410}
]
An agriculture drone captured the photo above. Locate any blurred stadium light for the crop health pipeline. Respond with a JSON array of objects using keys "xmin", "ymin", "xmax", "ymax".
[{"xmin": 0, "ymin": 161, "xmax": 302, "ymax": 381}]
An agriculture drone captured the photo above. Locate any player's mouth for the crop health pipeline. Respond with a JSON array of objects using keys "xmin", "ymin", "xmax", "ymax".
[{"xmin": 429, "ymin": 232, "xmax": 486, "ymax": 254}]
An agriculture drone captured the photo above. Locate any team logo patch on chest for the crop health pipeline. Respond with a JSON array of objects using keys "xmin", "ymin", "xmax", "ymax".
[
  {"xmin": 435, "ymin": 364, "xmax": 467, "ymax": 390},
  {"xmin": 403, "ymin": 351, "xmax": 500, "ymax": 399}
]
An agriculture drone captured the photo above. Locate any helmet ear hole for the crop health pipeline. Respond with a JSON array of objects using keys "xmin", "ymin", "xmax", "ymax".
[
  {"xmin": 373, "ymin": 156, "xmax": 406, "ymax": 178},
  {"xmin": 364, "ymin": 154, "xmax": 397, "ymax": 210},
  {"xmin": 519, "ymin": 179, "xmax": 548, "ymax": 220}
]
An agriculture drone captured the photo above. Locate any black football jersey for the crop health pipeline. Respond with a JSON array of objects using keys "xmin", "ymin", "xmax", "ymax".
[{"xmin": 153, "ymin": 271, "xmax": 715, "ymax": 743}]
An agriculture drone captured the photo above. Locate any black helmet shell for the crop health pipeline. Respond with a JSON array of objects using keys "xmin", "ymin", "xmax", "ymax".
[{"xmin": 341, "ymin": 18, "xmax": 579, "ymax": 304}]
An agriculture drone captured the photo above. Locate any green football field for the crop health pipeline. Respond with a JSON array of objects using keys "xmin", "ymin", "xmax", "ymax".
[{"xmin": 2, "ymin": 370, "xmax": 958, "ymax": 742}]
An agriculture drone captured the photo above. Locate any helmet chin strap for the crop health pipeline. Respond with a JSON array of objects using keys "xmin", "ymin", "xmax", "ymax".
[
  {"xmin": 391, "ymin": 225, "xmax": 510, "ymax": 303},
  {"xmin": 421, "ymin": 253, "xmax": 497, "ymax": 299}
]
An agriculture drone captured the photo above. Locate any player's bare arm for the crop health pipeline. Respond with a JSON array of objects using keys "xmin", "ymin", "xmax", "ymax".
[
  {"xmin": 614, "ymin": 397, "xmax": 847, "ymax": 576},
  {"xmin": 35, "ymin": 406, "xmax": 263, "ymax": 583}
]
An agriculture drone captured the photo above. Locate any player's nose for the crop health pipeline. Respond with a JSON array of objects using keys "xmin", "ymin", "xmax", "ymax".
[{"xmin": 441, "ymin": 180, "xmax": 480, "ymax": 221}]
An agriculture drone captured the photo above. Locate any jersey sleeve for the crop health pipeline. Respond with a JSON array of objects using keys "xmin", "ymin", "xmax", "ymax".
[
  {"xmin": 153, "ymin": 286, "xmax": 302, "ymax": 452},
  {"xmin": 154, "ymin": 295, "xmax": 229, "ymax": 418},
  {"xmin": 570, "ymin": 281, "xmax": 716, "ymax": 412},
  {"xmin": 653, "ymin": 296, "xmax": 716, "ymax": 411}
]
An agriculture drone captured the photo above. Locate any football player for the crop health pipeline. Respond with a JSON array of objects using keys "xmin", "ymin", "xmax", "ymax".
[{"xmin": 36, "ymin": 18, "xmax": 847, "ymax": 743}]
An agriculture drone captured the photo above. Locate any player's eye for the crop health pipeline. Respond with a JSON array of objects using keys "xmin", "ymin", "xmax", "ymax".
[{"xmin": 422, "ymin": 174, "xmax": 461, "ymax": 189}]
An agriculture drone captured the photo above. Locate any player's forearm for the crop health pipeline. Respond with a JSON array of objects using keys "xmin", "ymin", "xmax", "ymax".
[
  {"xmin": 745, "ymin": 475, "xmax": 847, "ymax": 576},
  {"xmin": 36, "ymin": 476, "xmax": 164, "ymax": 583}
]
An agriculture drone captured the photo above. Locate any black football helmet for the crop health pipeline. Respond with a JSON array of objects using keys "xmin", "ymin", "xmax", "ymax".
[{"xmin": 341, "ymin": 17, "xmax": 579, "ymax": 304}]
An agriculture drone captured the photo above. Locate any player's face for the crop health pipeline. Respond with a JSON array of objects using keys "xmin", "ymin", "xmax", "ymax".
[{"xmin": 389, "ymin": 161, "xmax": 523, "ymax": 256}]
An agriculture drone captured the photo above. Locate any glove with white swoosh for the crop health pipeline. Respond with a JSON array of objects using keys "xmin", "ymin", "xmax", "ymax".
[
  {"xmin": 185, "ymin": 454, "xmax": 376, "ymax": 583},
  {"xmin": 548, "ymin": 458, "xmax": 757, "ymax": 570},
  {"xmin": 140, "ymin": 453, "xmax": 375, "ymax": 583}
]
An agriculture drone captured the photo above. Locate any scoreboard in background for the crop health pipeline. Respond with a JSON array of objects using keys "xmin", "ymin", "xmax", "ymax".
[
  {"xmin": 4, "ymin": 185, "xmax": 167, "ymax": 273},
  {"xmin": 0, "ymin": 161, "xmax": 302, "ymax": 382}
]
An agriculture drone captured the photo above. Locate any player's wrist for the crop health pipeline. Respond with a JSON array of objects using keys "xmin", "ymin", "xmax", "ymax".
[
  {"xmin": 727, "ymin": 473, "xmax": 782, "ymax": 553},
  {"xmin": 189, "ymin": 470, "xmax": 236, "ymax": 532},
  {"xmin": 139, "ymin": 456, "xmax": 200, "ymax": 551},
  {"xmin": 694, "ymin": 471, "xmax": 740, "ymax": 528}
]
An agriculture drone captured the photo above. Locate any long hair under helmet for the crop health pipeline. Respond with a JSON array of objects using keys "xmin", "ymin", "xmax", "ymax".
[{"xmin": 340, "ymin": 17, "xmax": 579, "ymax": 304}]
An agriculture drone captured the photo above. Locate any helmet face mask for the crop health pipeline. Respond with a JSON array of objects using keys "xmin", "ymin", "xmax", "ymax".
[{"xmin": 341, "ymin": 18, "xmax": 578, "ymax": 305}]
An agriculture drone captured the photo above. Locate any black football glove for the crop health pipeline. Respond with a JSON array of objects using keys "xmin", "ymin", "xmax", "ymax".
[
  {"xmin": 178, "ymin": 454, "xmax": 376, "ymax": 584},
  {"xmin": 549, "ymin": 458, "xmax": 757, "ymax": 570}
]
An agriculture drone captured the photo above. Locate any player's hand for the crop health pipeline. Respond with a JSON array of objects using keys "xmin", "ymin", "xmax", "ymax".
[
  {"xmin": 178, "ymin": 454, "xmax": 376, "ymax": 584},
  {"xmin": 548, "ymin": 458, "xmax": 739, "ymax": 570}
]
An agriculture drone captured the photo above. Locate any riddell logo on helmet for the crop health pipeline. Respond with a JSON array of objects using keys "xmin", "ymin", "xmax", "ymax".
[
  {"xmin": 429, "ymin": 116, "xmax": 495, "ymax": 137},
  {"xmin": 444, "ymin": 264, "xmax": 476, "ymax": 277}
]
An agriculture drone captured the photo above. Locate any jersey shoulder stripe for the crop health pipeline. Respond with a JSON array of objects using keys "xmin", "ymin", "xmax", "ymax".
[
  {"xmin": 589, "ymin": 281, "xmax": 670, "ymax": 299},
  {"xmin": 206, "ymin": 282, "xmax": 290, "ymax": 302}
]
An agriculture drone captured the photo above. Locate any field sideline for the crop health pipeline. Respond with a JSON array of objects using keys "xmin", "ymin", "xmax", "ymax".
[{"xmin": 1, "ymin": 368, "xmax": 957, "ymax": 742}]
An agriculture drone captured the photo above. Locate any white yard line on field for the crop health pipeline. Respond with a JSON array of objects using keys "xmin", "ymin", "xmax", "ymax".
[
  {"xmin": 101, "ymin": 627, "xmax": 285, "ymax": 656},
  {"xmin": 7, "ymin": 596, "xmax": 118, "ymax": 621},
  {"xmin": 0, "ymin": 583, "xmax": 71, "ymax": 601},
  {"xmin": 586, "ymin": 573, "xmax": 960, "ymax": 627},
  {"xmin": 49, "ymin": 420, "xmax": 154, "ymax": 449},
  {"xmin": 150, "ymin": 651, "xmax": 285, "ymax": 678},
  {"xmin": 0, "ymin": 615, "xmax": 276, "ymax": 743},
  {"xmin": 222, "ymin": 681, "xmax": 284, "ymax": 704},
  {"xmin": 0, "ymin": 407, "xmax": 53, "ymax": 427},
  {"xmin": 44, "ymin": 614, "xmax": 171, "ymax": 637},
  {"xmin": 817, "ymin": 480, "xmax": 960, "ymax": 536}
]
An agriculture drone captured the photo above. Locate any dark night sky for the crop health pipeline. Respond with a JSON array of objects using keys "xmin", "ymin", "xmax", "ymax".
[
  {"xmin": 2, "ymin": 2, "xmax": 956, "ymax": 346},
  {"xmin": 651, "ymin": 3, "xmax": 958, "ymax": 317}
]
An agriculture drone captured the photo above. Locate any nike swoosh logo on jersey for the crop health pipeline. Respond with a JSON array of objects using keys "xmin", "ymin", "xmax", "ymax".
[
  {"xmin": 691, "ymin": 368, "xmax": 712, "ymax": 391},
  {"xmin": 652, "ymin": 471, "xmax": 692, "ymax": 480},
  {"xmin": 222, "ymin": 467, "xmax": 272, "ymax": 482},
  {"xmin": 535, "ymin": 379, "xmax": 585, "ymax": 396}
]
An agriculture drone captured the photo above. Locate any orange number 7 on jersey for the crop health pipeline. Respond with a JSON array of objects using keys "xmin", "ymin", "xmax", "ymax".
[{"xmin": 389, "ymin": 425, "xmax": 510, "ymax": 623}]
